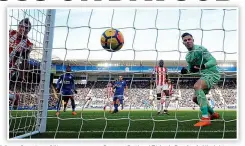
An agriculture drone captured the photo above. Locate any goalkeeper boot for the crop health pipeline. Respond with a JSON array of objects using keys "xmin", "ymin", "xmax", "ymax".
[
  {"xmin": 72, "ymin": 111, "xmax": 77, "ymax": 115},
  {"xmin": 194, "ymin": 117, "xmax": 211, "ymax": 127},
  {"xmin": 210, "ymin": 112, "xmax": 220, "ymax": 120},
  {"xmin": 157, "ymin": 112, "xmax": 161, "ymax": 115}
]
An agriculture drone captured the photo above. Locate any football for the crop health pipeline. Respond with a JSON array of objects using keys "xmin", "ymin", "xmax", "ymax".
[{"xmin": 101, "ymin": 28, "xmax": 124, "ymax": 52}]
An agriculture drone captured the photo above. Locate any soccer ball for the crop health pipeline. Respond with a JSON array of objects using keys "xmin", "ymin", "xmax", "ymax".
[{"xmin": 101, "ymin": 28, "xmax": 124, "ymax": 52}]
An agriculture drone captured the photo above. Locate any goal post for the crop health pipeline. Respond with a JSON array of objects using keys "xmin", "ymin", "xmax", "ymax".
[{"xmin": 38, "ymin": 9, "xmax": 56, "ymax": 134}]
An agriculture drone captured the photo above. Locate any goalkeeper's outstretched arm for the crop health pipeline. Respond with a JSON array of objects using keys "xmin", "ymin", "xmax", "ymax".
[
  {"xmin": 181, "ymin": 47, "xmax": 217, "ymax": 75},
  {"xmin": 202, "ymin": 47, "xmax": 217, "ymax": 69}
]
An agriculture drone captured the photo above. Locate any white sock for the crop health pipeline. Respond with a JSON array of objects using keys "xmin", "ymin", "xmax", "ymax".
[
  {"xmin": 160, "ymin": 103, "xmax": 163, "ymax": 112},
  {"xmin": 157, "ymin": 99, "xmax": 161, "ymax": 112},
  {"xmin": 202, "ymin": 115, "xmax": 209, "ymax": 118},
  {"xmin": 165, "ymin": 98, "xmax": 169, "ymax": 110}
]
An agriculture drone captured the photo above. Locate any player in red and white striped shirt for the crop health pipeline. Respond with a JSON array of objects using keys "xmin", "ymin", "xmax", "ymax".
[
  {"xmin": 152, "ymin": 60, "xmax": 169, "ymax": 115},
  {"xmin": 9, "ymin": 18, "xmax": 33, "ymax": 81},
  {"xmin": 103, "ymin": 82, "xmax": 114, "ymax": 112},
  {"xmin": 9, "ymin": 18, "xmax": 33, "ymax": 109}
]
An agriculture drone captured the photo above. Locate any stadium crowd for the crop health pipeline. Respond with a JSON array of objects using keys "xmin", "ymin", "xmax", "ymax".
[{"xmin": 9, "ymin": 79, "xmax": 237, "ymax": 110}]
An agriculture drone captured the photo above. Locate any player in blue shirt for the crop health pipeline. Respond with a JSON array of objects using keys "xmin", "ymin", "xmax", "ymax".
[
  {"xmin": 56, "ymin": 65, "xmax": 77, "ymax": 116},
  {"xmin": 112, "ymin": 76, "xmax": 128, "ymax": 114}
]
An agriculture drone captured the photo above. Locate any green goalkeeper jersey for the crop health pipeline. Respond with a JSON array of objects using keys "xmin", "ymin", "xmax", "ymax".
[{"xmin": 185, "ymin": 45, "xmax": 219, "ymax": 74}]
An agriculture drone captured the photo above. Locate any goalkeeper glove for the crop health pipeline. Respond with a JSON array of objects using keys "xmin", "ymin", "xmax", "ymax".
[
  {"xmin": 181, "ymin": 67, "xmax": 188, "ymax": 74},
  {"xmin": 197, "ymin": 64, "xmax": 206, "ymax": 70},
  {"xmin": 190, "ymin": 64, "xmax": 206, "ymax": 73},
  {"xmin": 190, "ymin": 66, "xmax": 199, "ymax": 73}
]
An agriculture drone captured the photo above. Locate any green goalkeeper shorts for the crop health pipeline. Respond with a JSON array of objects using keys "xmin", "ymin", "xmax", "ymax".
[{"xmin": 200, "ymin": 71, "xmax": 221, "ymax": 90}]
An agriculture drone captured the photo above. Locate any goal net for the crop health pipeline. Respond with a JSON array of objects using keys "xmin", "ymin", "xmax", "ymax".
[
  {"xmin": 8, "ymin": 8, "xmax": 237, "ymax": 139},
  {"xmin": 8, "ymin": 9, "xmax": 55, "ymax": 138}
]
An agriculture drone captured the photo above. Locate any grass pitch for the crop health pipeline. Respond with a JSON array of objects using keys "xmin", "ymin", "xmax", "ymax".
[{"xmin": 9, "ymin": 110, "xmax": 237, "ymax": 139}]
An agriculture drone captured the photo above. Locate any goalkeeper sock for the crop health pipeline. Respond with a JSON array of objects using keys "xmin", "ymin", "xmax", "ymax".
[
  {"xmin": 195, "ymin": 89, "xmax": 209, "ymax": 118},
  {"xmin": 193, "ymin": 96, "xmax": 214, "ymax": 115},
  {"xmin": 200, "ymin": 106, "xmax": 209, "ymax": 118},
  {"xmin": 157, "ymin": 99, "xmax": 161, "ymax": 112},
  {"xmin": 70, "ymin": 98, "xmax": 76, "ymax": 112}
]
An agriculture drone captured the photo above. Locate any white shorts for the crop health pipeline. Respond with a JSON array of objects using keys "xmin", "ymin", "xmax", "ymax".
[{"xmin": 156, "ymin": 85, "xmax": 169, "ymax": 94}]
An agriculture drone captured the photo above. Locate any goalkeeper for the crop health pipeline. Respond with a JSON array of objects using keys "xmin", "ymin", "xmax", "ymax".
[
  {"xmin": 56, "ymin": 65, "xmax": 77, "ymax": 116},
  {"xmin": 180, "ymin": 32, "xmax": 220, "ymax": 127}
]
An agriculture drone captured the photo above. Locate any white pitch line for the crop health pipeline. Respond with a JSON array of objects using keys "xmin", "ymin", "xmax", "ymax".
[{"xmin": 10, "ymin": 130, "xmax": 236, "ymax": 133}]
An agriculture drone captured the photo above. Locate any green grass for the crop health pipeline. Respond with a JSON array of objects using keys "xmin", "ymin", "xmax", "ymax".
[{"xmin": 9, "ymin": 110, "xmax": 237, "ymax": 139}]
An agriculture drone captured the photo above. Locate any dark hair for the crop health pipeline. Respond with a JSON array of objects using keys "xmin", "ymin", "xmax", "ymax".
[
  {"xmin": 181, "ymin": 32, "xmax": 192, "ymax": 38},
  {"xmin": 19, "ymin": 18, "xmax": 32, "ymax": 32},
  {"xmin": 159, "ymin": 60, "xmax": 164, "ymax": 67}
]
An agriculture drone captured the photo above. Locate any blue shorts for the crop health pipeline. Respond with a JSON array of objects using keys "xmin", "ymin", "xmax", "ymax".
[
  {"xmin": 61, "ymin": 90, "xmax": 74, "ymax": 101},
  {"xmin": 113, "ymin": 95, "xmax": 124, "ymax": 104},
  {"xmin": 62, "ymin": 90, "xmax": 73, "ymax": 96}
]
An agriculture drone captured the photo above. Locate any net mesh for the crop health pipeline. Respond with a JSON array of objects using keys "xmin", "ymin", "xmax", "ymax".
[
  {"xmin": 8, "ymin": 9, "xmax": 47, "ymax": 138},
  {"xmin": 9, "ymin": 8, "xmax": 237, "ymax": 139}
]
